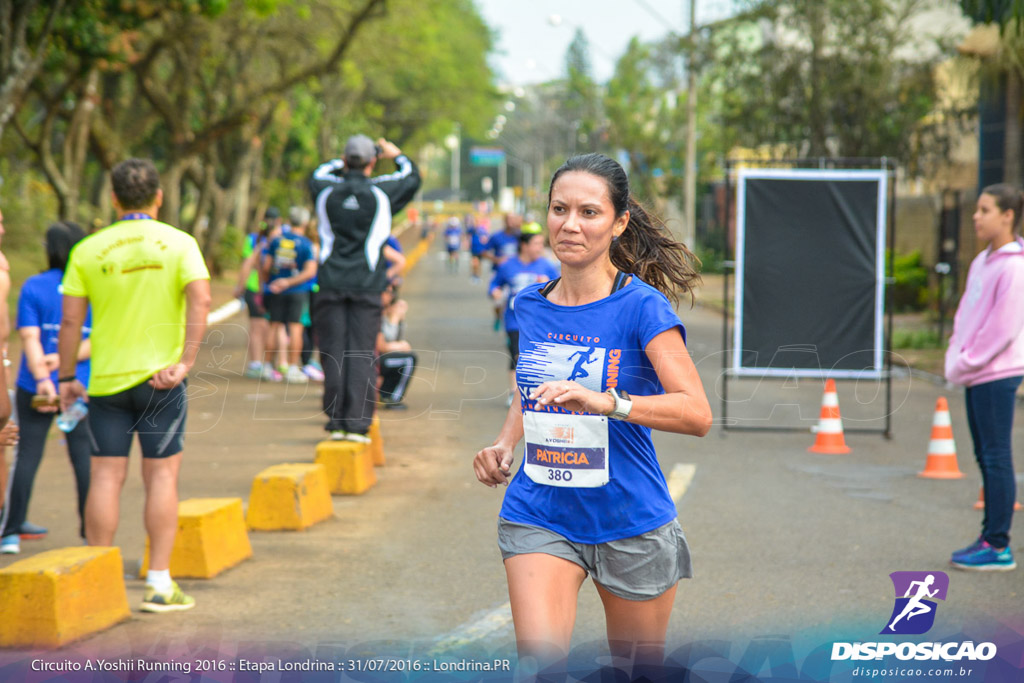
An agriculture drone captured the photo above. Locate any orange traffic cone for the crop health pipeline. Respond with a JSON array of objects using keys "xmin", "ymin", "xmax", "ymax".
[
  {"xmin": 918, "ymin": 397, "xmax": 963, "ymax": 479},
  {"xmin": 808, "ymin": 379, "xmax": 850, "ymax": 454},
  {"xmin": 973, "ymin": 487, "xmax": 1023, "ymax": 510}
]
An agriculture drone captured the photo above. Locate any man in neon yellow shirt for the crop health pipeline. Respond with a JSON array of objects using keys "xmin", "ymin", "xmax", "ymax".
[{"xmin": 58, "ymin": 158, "xmax": 211, "ymax": 613}]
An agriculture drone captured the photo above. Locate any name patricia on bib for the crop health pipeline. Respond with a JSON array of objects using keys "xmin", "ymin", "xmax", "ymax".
[{"xmin": 527, "ymin": 444, "xmax": 606, "ymax": 469}]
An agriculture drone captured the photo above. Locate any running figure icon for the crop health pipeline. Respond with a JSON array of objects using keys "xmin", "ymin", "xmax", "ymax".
[
  {"xmin": 888, "ymin": 574, "xmax": 939, "ymax": 631},
  {"xmin": 567, "ymin": 347, "xmax": 598, "ymax": 382}
]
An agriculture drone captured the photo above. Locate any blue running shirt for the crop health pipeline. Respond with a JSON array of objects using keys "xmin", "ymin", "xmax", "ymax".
[
  {"xmin": 16, "ymin": 269, "xmax": 92, "ymax": 393},
  {"xmin": 500, "ymin": 276, "xmax": 686, "ymax": 543},
  {"xmin": 488, "ymin": 256, "xmax": 560, "ymax": 332}
]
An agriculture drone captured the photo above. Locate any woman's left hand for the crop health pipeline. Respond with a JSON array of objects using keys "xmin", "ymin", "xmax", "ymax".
[{"xmin": 529, "ymin": 380, "xmax": 615, "ymax": 416}]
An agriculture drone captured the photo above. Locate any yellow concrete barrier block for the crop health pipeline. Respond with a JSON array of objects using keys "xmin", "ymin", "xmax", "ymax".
[
  {"xmin": 141, "ymin": 498, "xmax": 253, "ymax": 579},
  {"xmin": 0, "ymin": 546, "xmax": 130, "ymax": 649},
  {"xmin": 246, "ymin": 463, "xmax": 333, "ymax": 530},
  {"xmin": 315, "ymin": 440, "xmax": 377, "ymax": 495},
  {"xmin": 368, "ymin": 415, "xmax": 385, "ymax": 466}
]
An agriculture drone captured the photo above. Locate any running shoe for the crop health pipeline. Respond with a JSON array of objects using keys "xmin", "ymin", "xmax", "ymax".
[
  {"xmin": 950, "ymin": 542, "xmax": 1016, "ymax": 571},
  {"xmin": 951, "ymin": 535, "xmax": 985, "ymax": 562},
  {"xmin": 140, "ymin": 581, "xmax": 196, "ymax": 612},
  {"xmin": 284, "ymin": 365, "xmax": 309, "ymax": 383},
  {"xmin": 329, "ymin": 430, "xmax": 348, "ymax": 441},
  {"xmin": 383, "ymin": 401, "xmax": 408, "ymax": 410},
  {"xmin": 344, "ymin": 432, "xmax": 372, "ymax": 445},
  {"xmin": 260, "ymin": 364, "xmax": 282, "ymax": 382},
  {"xmin": 302, "ymin": 364, "xmax": 325, "ymax": 382},
  {"xmin": 1, "ymin": 534, "xmax": 20, "ymax": 554},
  {"xmin": 243, "ymin": 363, "xmax": 263, "ymax": 379},
  {"xmin": 19, "ymin": 522, "xmax": 48, "ymax": 539}
]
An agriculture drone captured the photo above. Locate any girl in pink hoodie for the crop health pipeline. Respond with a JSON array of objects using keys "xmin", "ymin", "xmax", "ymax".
[{"xmin": 946, "ymin": 183, "xmax": 1024, "ymax": 572}]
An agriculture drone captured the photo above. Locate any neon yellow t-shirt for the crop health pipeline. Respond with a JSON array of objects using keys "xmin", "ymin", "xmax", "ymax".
[{"xmin": 62, "ymin": 219, "xmax": 210, "ymax": 396}]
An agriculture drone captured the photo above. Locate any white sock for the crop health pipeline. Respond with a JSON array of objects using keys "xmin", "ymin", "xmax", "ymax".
[{"xmin": 146, "ymin": 569, "xmax": 172, "ymax": 592}]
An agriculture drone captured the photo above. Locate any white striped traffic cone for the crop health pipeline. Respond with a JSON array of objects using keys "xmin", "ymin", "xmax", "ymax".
[
  {"xmin": 808, "ymin": 379, "xmax": 850, "ymax": 454},
  {"xmin": 918, "ymin": 397, "xmax": 963, "ymax": 479}
]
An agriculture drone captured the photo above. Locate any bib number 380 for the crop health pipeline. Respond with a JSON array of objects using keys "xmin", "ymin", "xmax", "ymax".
[
  {"xmin": 547, "ymin": 469, "xmax": 573, "ymax": 483},
  {"xmin": 523, "ymin": 411, "xmax": 609, "ymax": 488}
]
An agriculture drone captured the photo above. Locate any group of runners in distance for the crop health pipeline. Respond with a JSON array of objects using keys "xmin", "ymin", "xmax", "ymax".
[{"xmin": 0, "ymin": 130, "xmax": 1019, "ymax": 678}]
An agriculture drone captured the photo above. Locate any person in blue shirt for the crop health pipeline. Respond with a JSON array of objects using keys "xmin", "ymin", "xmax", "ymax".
[
  {"xmin": 489, "ymin": 224, "xmax": 559, "ymax": 406},
  {"xmin": 262, "ymin": 214, "xmax": 317, "ymax": 384},
  {"xmin": 473, "ymin": 154, "xmax": 712, "ymax": 676},
  {"xmin": 486, "ymin": 215, "xmax": 521, "ymax": 329},
  {"xmin": 468, "ymin": 215, "xmax": 491, "ymax": 284},
  {"xmin": 443, "ymin": 217, "xmax": 462, "ymax": 274},
  {"xmin": 1, "ymin": 223, "xmax": 91, "ymax": 555}
]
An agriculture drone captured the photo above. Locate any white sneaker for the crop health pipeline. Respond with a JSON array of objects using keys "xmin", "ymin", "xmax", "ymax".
[
  {"xmin": 329, "ymin": 430, "xmax": 348, "ymax": 441},
  {"xmin": 302, "ymin": 364, "xmax": 325, "ymax": 382},
  {"xmin": 261, "ymin": 364, "xmax": 282, "ymax": 382},
  {"xmin": 344, "ymin": 432, "xmax": 371, "ymax": 445},
  {"xmin": 0, "ymin": 534, "xmax": 20, "ymax": 554},
  {"xmin": 285, "ymin": 365, "xmax": 309, "ymax": 383}
]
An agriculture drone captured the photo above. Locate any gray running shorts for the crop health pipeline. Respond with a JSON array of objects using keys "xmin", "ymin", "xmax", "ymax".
[{"xmin": 497, "ymin": 517, "xmax": 692, "ymax": 601}]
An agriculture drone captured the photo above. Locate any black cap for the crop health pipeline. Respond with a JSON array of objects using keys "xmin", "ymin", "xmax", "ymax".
[{"xmin": 264, "ymin": 206, "xmax": 281, "ymax": 220}]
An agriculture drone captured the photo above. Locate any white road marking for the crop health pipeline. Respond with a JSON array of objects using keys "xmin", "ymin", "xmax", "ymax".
[{"xmin": 432, "ymin": 603, "xmax": 513, "ymax": 653}]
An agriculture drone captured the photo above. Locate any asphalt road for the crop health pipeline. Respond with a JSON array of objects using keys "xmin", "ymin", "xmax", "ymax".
[{"xmin": 1, "ymin": 238, "xmax": 1021, "ymax": 676}]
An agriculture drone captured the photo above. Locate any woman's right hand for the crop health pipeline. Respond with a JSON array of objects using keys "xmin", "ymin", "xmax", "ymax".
[{"xmin": 474, "ymin": 443, "xmax": 515, "ymax": 488}]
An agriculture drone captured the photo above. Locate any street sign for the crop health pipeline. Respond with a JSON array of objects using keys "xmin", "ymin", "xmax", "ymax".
[{"xmin": 470, "ymin": 146, "xmax": 506, "ymax": 167}]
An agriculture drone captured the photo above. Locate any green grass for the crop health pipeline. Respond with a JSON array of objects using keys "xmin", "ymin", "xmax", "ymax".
[{"xmin": 892, "ymin": 328, "xmax": 943, "ymax": 350}]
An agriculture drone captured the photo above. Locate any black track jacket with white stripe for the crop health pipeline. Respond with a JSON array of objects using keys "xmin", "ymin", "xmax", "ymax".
[{"xmin": 309, "ymin": 155, "xmax": 421, "ymax": 293}]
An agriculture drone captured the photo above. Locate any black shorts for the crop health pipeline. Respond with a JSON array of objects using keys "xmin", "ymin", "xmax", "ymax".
[
  {"xmin": 244, "ymin": 289, "xmax": 265, "ymax": 318},
  {"xmin": 507, "ymin": 330, "xmax": 520, "ymax": 370},
  {"xmin": 88, "ymin": 380, "xmax": 188, "ymax": 458},
  {"xmin": 266, "ymin": 291, "xmax": 307, "ymax": 324}
]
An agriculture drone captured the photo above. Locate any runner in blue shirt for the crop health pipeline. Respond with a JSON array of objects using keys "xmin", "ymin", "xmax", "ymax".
[
  {"xmin": 485, "ymin": 217, "xmax": 521, "ymax": 330},
  {"xmin": 262, "ymin": 220, "xmax": 317, "ymax": 383},
  {"xmin": 443, "ymin": 217, "xmax": 462, "ymax": 274},
  {"xmin": 1, "ymin": 223, "xmax": 91, "ymax": 554},
  {"xmin": 489, "ymin": 223, "xmax": 559, "ymax": 406},
  {"xmin": 473, "ymin": 153, "xmax": 712, "ymax": 676},
  {"xmin": 468, "ymin": 215, "xmax": 491, "ymax": 284}
]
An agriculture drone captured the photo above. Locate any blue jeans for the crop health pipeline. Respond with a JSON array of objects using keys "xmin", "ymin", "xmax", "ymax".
[{"xmin": 965, "ymin": 376, "xmax": 1022, "ymax": 549}]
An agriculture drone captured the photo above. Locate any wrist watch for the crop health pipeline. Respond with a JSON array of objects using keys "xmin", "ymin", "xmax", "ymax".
[{"xmin": 605, "ymin": 387, "xmax": 633, "ymax": 420}]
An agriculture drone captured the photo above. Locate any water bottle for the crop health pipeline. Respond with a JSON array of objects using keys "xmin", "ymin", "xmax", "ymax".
[{"xmin": 56, "ymin": 398, "xmax": 88, "ymax": 433}]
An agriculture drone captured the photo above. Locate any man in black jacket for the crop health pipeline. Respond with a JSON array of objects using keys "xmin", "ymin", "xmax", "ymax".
[{"xmin": 310, "ymin": 135, "xmax": 421, "ymax": 441}]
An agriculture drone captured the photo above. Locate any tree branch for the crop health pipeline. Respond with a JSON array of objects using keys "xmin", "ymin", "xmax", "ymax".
[{"xmin": 185, "ymin": 0, "xmax": 387, "ymax": 156}]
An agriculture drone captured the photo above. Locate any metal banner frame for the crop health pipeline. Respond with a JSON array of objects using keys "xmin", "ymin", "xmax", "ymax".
[{"xmin": 720, "ymin": 158, "xmax": 896, "ymax": 438}]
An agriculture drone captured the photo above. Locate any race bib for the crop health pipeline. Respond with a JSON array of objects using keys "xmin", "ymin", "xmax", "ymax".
[{"xmin": 523, "ymin": 411, "xmax": 609, "ymax": 488}]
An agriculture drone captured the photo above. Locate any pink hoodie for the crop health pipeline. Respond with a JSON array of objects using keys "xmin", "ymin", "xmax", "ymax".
[{"xmin": 945, "ymin": 237, "xmax": 1024, "ymax": 386}]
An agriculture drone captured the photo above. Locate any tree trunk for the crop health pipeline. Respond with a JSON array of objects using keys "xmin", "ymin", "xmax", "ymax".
[
  {"xmin": 160, "ymin": 158, "xmax": 190, "ymax": 228},
  {"xmin": 1005, "ymin": 69, "xmax": 1022, "ymax": 186},
  {"xmin": 806, "ymin": 2, "xmax": 828, "ymax": 157},
  {"xmin": 0, "ymin": 0, "xmax": 65, "ymax": 145}
]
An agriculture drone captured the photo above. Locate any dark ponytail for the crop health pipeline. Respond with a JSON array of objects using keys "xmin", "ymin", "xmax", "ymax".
[
  {"xmin": 45, "ymin": 221, "xmax": 85, "ymax": 272},
  {"xmin": 549, "ymin": 153, "xmax": 702, "ymax": 306},
  {"xmin": 982, "ymin": 183, "xmax": 1024, "ymax": 232}
]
